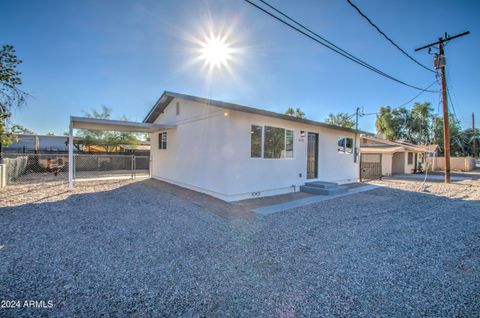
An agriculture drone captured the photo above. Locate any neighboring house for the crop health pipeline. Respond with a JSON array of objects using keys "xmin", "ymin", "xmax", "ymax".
[
  {"xmin": 144, "ymin": 91, "xmax": 360, "ymax": 201},
  {"xmin": 5, "ymin": 134, "xmax": 68, "ymax": 153},
  {"xmin": 360, "ymin": 135, "xmax": 437, "ymax": 176},
  {"xmin": 119, "ymin": 144, "xmax": 150, "ymax": 156}
]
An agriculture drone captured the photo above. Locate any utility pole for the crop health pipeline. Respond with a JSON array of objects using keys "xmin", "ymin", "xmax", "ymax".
[
  {"xmin": 415, "ymin": 31, "xmax": 470, "ymax": 183},
  {"xmin": 354, "ymin": 106, "xmax": 360, "ymax": 163},
  {"xmin": 473, "ymin": 112, "xmax": 476, "ymax": 159}
]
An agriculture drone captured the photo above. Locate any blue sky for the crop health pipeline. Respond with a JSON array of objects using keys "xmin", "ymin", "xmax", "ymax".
[{"xmin": 1, "ymin": 0, "xmax": 478, "ymax": 135}]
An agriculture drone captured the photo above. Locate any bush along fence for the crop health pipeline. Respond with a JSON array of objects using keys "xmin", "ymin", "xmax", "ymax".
[{"xmin": 1, "ymin": 153, "xmax": 150, "ymax": 185}]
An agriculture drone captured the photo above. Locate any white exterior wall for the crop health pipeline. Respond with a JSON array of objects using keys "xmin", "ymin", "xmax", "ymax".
[
  {"xmin": 404, "ymin": 151, "xmax": 416, "ymax": 174},
  {"xmin": 223, "ymin": 111, "xmax": 359, "ymax": 200},
  {"xmin": 150, "ymin": 98, "xmax": 359, "ymax": 201},
  {"xmin": 150, "ymin": 98, "xmax": 232, "ymax": 199},
  {"xmin": 381, "ymin": 153, "xmax": 393, "ymax": 176}
]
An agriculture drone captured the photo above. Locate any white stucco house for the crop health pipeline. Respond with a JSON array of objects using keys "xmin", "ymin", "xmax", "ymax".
[
  {"xmin": 360, "ymin": 135, "xmax": 437, "ymax": 176},
  {"xmin": 143, "ymin": 91, "xmax": 360, "ymax": 201}
]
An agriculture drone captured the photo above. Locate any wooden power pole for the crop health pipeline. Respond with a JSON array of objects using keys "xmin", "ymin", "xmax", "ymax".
[
  {"xmin": 473, "ymin": 112, "xmax": 477, "ymax": 159},
  {"xmin": 415, "ymin": 31, "xmax": 469, "ymax": 183}
]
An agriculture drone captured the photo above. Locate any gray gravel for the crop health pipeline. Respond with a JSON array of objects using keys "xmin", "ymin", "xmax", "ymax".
[{"xmin": 0, "ymin": 179, "xmax": 479, "ymax": 317}]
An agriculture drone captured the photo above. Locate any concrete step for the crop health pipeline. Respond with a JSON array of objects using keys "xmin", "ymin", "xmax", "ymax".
[
  {"xmin": 300, "ymin": 185, "xmax": 348, "ymax": 195},
  {"xmin": 304, "ymin": 181, "xmax": 339, "ymax": 189}
]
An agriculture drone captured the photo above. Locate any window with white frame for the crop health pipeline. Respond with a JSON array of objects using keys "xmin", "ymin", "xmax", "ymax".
[
  {"xmin": 158, "ymin": 132, "xmax": 167, "ymax": 149},
  {"xmin": 337, "ymin": 137, "xmax": 353, "ymax": 153},
  {"xmin": 250, "ymin": 125, "xmax": 293, "ymax": 158}
]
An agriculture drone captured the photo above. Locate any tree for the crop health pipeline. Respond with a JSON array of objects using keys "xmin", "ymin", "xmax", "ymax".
[
  {"xmin": 433, "ymin": 114, "xmax": 464, "ymax": 156},
  {"xmin": 285, "ymin": 107, "xmax": 306, "ymax": 119},
  {"xmin": 375, "ymin": 106, "xmax": 402, "ymax": 140},
  {"xmin": 325, "ymin": 113, "xmax": 355, "ymax": 128},
  {"xmin": 460, "ymin": 128, "xmax": 480, "ymax": 158},
  {"xmin": 0, "ymin": 44, "xmax": 27, "ymax": 150},
  {"xmin": 409, "ymin": 102, "xmax": 434, "ymax": 144},
  {"xmin": 375, "ymin": 103, "xmax": 434, "ymax": 143},
  {"xmin": 76, "ymin": 106, "xmax": 145, "ymax": 152}
]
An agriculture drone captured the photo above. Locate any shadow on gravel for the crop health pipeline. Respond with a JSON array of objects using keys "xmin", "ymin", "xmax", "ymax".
[{"xmin": 0, "ymin": 180, "xmax": 479, "ymax": 317}]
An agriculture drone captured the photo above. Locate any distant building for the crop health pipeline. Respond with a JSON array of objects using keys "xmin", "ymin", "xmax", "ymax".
[
  {"xmin": 360, "ymin": 135, "xmax": 438, "ymax": 176},
  {"xmin": 5, "ymin": 134, "xmax": 68, "ymax": 153}
]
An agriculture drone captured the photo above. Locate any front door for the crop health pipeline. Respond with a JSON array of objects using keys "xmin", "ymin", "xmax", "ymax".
[{"xmin": 307, "ymin": 132, "xmax": 318, "ymax": 179}]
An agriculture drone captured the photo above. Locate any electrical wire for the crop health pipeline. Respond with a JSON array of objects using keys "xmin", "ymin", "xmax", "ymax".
[
  {"xmin": 345, "ymin": 0, "xmax": 435, "ymax": 73},
  {"xmin": 446, "ymin": 86, "xmax": 460, "ymax": 123},
  {"xmin": 397, "ymin": 80, "xmax": 439, "ymax": 107},
  {"xmin": 244, "ymin": 0, "xmax": 438, "ymax": 92}
]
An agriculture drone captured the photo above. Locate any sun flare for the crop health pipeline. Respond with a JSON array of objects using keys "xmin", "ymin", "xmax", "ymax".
[{"xmin": 199, "ymin": 35, "xmax": 232, "ymax": 69}]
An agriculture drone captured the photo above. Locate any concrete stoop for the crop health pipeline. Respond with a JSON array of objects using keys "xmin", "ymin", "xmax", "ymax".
[{"xmin": 300, "ymin": 181, "xmax": 348, "ymax": 195}]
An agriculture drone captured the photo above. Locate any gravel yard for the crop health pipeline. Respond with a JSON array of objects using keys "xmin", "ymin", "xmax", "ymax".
[
  {"xmin": 370, "ymin": 173, "xmax": 480, "ymax": 201},
  {"xmin": 0, "ymin": 178, "xmax": 479, "ymax": 317}
]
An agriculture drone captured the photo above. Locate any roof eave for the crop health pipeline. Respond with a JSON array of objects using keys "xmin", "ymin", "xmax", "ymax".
[{"xmin": 144, "ymin": 91, "xmax": 369, "ymax": 134}]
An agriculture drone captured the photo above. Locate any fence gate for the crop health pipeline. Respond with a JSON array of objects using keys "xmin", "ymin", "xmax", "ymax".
[
  {"xmin": 73, "ymin": 154, "xmax": 149, "ymax": 181},
  {"xmin": 360, "ymin": 153, "xmax": 382, "ymax": 181}
]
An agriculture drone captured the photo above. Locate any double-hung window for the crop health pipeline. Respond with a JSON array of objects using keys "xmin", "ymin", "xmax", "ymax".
[
  {"xmin": 250, "ymin": 125, "xmax": 293, "ymax": 158},
  {"xmin": 159, "ymin": 132, "xmax": 167, "ymax": 149}
]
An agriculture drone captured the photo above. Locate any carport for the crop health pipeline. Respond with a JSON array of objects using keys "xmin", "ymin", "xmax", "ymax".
[{"xmin": 68, "ymin": 116, "xmax": 175, "ymax": 189}]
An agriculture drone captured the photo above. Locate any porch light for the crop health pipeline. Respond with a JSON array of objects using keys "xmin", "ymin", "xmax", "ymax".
[
  {"xmin": 224, "ymin": 112, "xmax": 229, "ymax": 117},
  {"xmin": 300, "ymin": 131, "xmax": 306, "ymax": 137}
]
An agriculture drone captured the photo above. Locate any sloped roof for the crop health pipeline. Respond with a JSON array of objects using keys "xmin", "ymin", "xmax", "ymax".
[
  {"xmin": 119, "ymin": 144, "xmax": 150, "ymax": 151},
  {"xmin": 143, "ymin": 91, "xmax": 369, "ymax": 134},
  {"xmin": 361, "ymin": 135, "xmax": 438, "ymax": 153}
]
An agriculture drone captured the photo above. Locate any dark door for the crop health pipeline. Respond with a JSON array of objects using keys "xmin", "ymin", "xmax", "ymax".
[{"xmin": 307, "ymin": 132, "xmax": 318, "ymax": 179}]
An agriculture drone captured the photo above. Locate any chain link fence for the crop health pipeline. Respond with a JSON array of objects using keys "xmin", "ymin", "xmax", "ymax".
[{"xmin": 2, "ymin": 153, "xmax": 149, "ymax": 185}]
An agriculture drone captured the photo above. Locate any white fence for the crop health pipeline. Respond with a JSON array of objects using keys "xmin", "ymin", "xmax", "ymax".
[{"xmin": 2, "ymin": 153, "xmax": 149, "ymax": 185}]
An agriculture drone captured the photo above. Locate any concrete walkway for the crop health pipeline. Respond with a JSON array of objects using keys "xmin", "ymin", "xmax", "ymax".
[{"xmin": 252, "ymin": 184, "xmax": 380, "ymax": 215}]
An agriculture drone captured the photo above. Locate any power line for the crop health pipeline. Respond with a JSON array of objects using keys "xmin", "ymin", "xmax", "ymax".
[
  {"xmin": 244, "ymin": 0, "xmax": 437, "ymax": 92},
  {"xmin": 398, "ymin": 80, "xmax": 439, "ymax": 107},
  {"xmin": 446, "ymin": 86, "xmax": 459, "ymax": 122},
  {"xmin": 345, "ymin": 0, "xmax": 435, "ymax": 73}
]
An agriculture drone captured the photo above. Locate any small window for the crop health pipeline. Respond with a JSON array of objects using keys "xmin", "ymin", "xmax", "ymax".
[
  {"xmin": 159, "ymin": 132, "xmax": 167, "ymax": 149},
  {"xmin": 175, "ymin": 102, "xmax": 180, "ymax": 116},
  {"xmin": 337, "ymin": 137, "xmax": 353, "ymax": 154},
  {"xmin": 251, "ymin": 125, "xmax": 262, "ymax": 158},
  {"xmin": 408, "ymin": 152, "xmax": 413, "ymax": 165}
]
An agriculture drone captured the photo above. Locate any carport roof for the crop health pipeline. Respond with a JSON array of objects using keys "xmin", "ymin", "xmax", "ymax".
[{"xmin": 71, "ymin": 116, "xmax": 175, "ymax": 132}]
